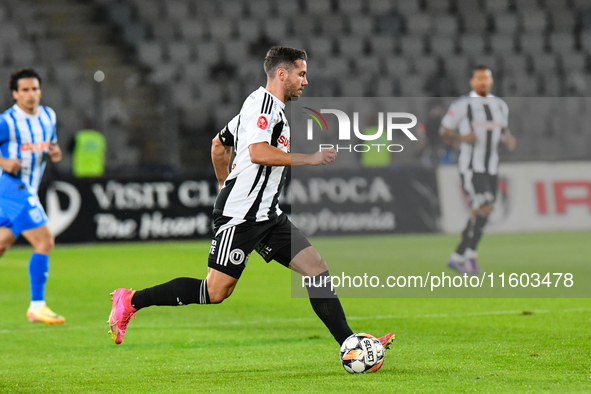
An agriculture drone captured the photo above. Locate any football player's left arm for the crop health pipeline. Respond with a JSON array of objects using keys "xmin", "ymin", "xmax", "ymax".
[
  {"xmin": 249, "ymin": 142, "xmax": 336, "ymax": 166},
  {"xmin": 501, "ymin": 128, "xmax": 516, "ymax": 151}
]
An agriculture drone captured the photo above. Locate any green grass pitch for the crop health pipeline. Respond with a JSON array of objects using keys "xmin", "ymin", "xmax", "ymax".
[{"xmin": 1, "ymin": 232, "xmax": 590, "ymax": 393}]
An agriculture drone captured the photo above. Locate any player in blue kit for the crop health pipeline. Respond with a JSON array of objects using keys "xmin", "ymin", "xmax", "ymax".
[{"xmin": 0, "ymin": 68, "xmax": 65, "ymax": 324}]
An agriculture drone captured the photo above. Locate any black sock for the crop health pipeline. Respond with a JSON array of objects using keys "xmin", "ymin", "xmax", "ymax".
[
  {"xmin": 469, "ymin": 215, "xmax": 488, "ymax": 250},
  {"xmin": 131, "ymin": 277, "xmax": 210, "ymax": 311},
  {"xmin": 455, "ymin": 217, "xmax": 475, "ymax": 255},
  {"xmin": 305, "ymin": 271, "xmax": 354, "ymax": 345}
]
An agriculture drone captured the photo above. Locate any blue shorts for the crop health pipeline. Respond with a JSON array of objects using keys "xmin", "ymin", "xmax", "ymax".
[{"xmin": 0, "ymin": 175, "xmax": 48, "ymax": 239}]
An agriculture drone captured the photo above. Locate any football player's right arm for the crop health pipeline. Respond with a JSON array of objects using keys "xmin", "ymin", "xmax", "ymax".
[
  {"xmin": 212, "ymin": 133, "xmax": 232, "ymax": 190},
  {"xmin": 0, "ymin": 119, "xmax": 21, "ymax": 174},
  {"xmin": 439, "ymin": 100, "xmax": 474, "ymax": 144}
]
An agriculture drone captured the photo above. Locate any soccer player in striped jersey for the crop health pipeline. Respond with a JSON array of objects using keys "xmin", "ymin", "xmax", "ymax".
[
  {"xmin": 440, "ymin": 65, "xmax": 516, "ymax": 275},
  {"xmin": 0, "ymin": 68, "xmax": 65, "ymax": 324},
  {"xmin": 108, "ymin": 47, "xmax": 394, "ymax": 352}
]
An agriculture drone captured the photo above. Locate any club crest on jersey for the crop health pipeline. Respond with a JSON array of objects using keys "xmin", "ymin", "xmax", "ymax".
[
  {"xmin": 257, "ymin": 116, "xmax": 268, "ymax": 130},
  {"xmin": 229, "ymin": 249, "xmax": 246, "ymax": 265}
]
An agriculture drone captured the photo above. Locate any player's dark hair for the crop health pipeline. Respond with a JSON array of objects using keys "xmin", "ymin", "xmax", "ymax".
[
  {"xmin": 9, "ymin": 68, "xmax": 42, "ymax": 91},
  {"xmin": 264, "ymin": 46, "xmax": 307, "ymax": 77},
  {"xmin": 471, "ymin": 65, "xmax": 491, "ymax": 78}
]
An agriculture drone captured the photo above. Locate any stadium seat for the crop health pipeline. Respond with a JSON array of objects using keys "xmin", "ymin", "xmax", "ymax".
[
  {"xmin": 223, "ymin": 40, "xmax": 249, "ymax": 64},
  {"xmin": 460, "ymin": 11, "xmax": 490, "ymax": 34},
  {"xmin": 459, "ymin": 34, "xmax": 486, "ymax": 55},
  {"xmin": 430, "ymin": 36, "xmax": 457, "ymax": 56},
  {"xmin": 209, "ymin": 18, "xmax": 234, "ymax": 42},
  {"xmin": 412, "ymin": 55, "xmax": 439, "ymax": 77},
  {"xmin": 350, "ymin": 16, "xmax": 374, "ymax": 37},
  {"xmin": 374, "ymin": 77, "xmax": 396, "ymax": 97},
  {"xmin": 489, "ymin": 33, "xmax": 517, "ymax": 54},
  {"xmin": 433, "ymin": 15, "xmax": 459, "ymax": 35},
  {"xmin": 482, "ymin": 0, "xmax": 509, "ymax": 14},
  {"xmin": 167, "ymin": 42, "xmax": 193, "ymax": 65},
  {"xmin": 580, "ymin": 32, "xmax": 591, "ymax": 53},
  {"xmin": 406, "ymin": 14, "xmax": 433, "ymax": 35},
  {"xmin": 181, "ymin": 63, "xmax": 209, "ymax": 83},
  {"xmin": 195, "ymin": 42, "xmax": 221, "ymax": 66},
  {"xmin": 307, "ymin": 37, "xmax": 334, "ymax": 60},
  {"xmin": 399, "ymin": 74, "xmax": 426, "ymax": 96},
  {"xmin": 338, "ymin": 78, "xmax": 366, "ymax": 97},
  {"xmin": 338, "ymin": 36, "xmax": 366, "ymax": 58},
  {"xmin": 532, "ymin": 54, "xmax": 558, "ymax": 75},
  {"xmin": 220, "ymin": 0, "xmax": 244, "ymax": 19},
  {"xmin": 263, "ymin": 18, "xmax": 290, "ymax": 40},
  {"xmin": 151, "ymin": 21, "xmax": 177, "ymax": 41},
  {"xmin": 135, "ymin": 0, "xmax": 161, "ymax": 23},
  {"xmin": 354, "ymin": 55, "xmax": 381, "ymax": 76},
  {"xmin": 292, "ymin": 14, "xmax": 318, "ymax": 36},
  {"xmin": 560, "ymin": 53, "xmax": 587, "ymax": 73},
  {"xmin": 370, "ymin": 36, "xmax": 396, "ymax": 56},
  {"xmin": 179, "ymin": 20, "xmax": 205, "ymax": 40},
  {"xmin": 236, "ymin": 19, "xmax": 261, "ymax": 42},
  {"xmin": 384, "ymin": 56, "xmax": 411, "ymax": 76},
  {"xmin": 521, "ymin": 10, "xmax": 548, "ymax": 33},
  {"xmin": 304, "ymin": 0, "xmax": 332, "ymax": 15},
  {"xmin": 541, "ymin": 74, "xmax": 562, "ymax": 96},
  {"xmin": 323, "ymin": 14, "xmax": 347, "ymax": 37},
  {"xmin": 137, "ymin": 41, "xmax": 164, "ymax": 67},
  {"xmin": 324, "ymin": 56, "xmax": 351, "ymax": 76},
  {"xmin": 194, "ymin": 1, "xmax": 218, "ymax": 19},
  {"xmin": 1, "ymin": 22, "xmax": 22, "ymax": 43},
  {"xmin": 550, "ymin": 11, "xmax": 576, "ymax": 33},
  {"xmin": 275, "ymin": 1, "xmax": 300, "ymax": 16},
  {"xmin": 493, "ymin": 13, "xmax": 520, "ymax": 34},
  {"xmin": 400, "ymin": 35, "xmax": 426, "ymax": 56},
  {"xmin": 442, "ymin": 56, "xmax": 470, "ymax": 81},
  {"xmin": 164, "ymin": 1, "xmax": 191, "ymax": 21},
  {"xmin": 338, "ymin": 0, "xmax": 364, "ymax": 15},
  {"xmin": 424, "ymin": 0, "xmax": 451, "ymax": 14},
  {"xmin": 549, "ymin": 33, "xmax": 577, "ymax": 55},
  {"xmin": 367, "ymin": 0, "xmax": 394, "ymax": 14},
  {"xmin": 520, "ymin": 33, "xmax": 547, "ymax": 55},
  {"xmin": 396, "ymin": 0, "xmax": 421, "ymax": 16},
  {"xmin": 149, "ymin": 63, "xmax": 178, "ymax": 83}
]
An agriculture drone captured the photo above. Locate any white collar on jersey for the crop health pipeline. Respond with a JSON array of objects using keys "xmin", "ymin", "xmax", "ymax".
[
  {"xmin": 12, "ymin": 103, "xmax": 41, "ymax": 119},
  {"xmin": 258, "ymin": 86, "xmax": 286, "ymax": 109},
  {"xmin": 469, "ymin": 90, "xmax": 495, "ymax": 98}
]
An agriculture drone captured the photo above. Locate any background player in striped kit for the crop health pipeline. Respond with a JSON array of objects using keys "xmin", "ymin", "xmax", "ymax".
[
  {"xmin": 0, "ymin": 68, "xmax": 65, "ymax": 324},
  {"xmin": 108, "ymin": 47, "xmax": 394, "ymax": 352},
  {"xmin": 440, "ymin": 65, "xmax": 516, "ymax": 275}
]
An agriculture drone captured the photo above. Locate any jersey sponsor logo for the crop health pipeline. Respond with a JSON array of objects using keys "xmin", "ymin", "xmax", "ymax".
[
  {"xmin": 257, "ymin": 116, "xmax": 268, "ymax": 130},
  {"xmin": 277, "ymin": 135, "xmax": 290, "ymax": 150},
  {"xmin": 21, "ymin": 142, "xmax": 50, "ymax": 152},
  {"xmin": 229, "ymin": 248, "xmax": 245, "ymax": 265}
]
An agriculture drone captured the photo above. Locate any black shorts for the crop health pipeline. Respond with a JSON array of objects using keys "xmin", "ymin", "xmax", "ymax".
[
  {"xmin": 461, "ymin": 172, "xmax": 498, "ymax": 209},
  {"xmin": 207, "ymin": 213, "xmax": 311, "ymax": 279}
]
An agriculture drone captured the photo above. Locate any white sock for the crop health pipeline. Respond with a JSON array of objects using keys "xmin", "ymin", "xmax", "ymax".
[
  {"xmin": 465, "ymin": 248, "xmax": 478, "ymax": 259},
  {"xmin": 450, "ymin": 252, "xmax": 465, "ymax": 263},
  {"xmin": 29, "ymin": 300, "xmax": 46, "ymax": 310}
]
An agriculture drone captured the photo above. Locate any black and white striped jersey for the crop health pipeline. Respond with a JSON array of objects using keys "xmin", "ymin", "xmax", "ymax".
[
  {"xmin": 214, "ymin": 87, "xmax": 290, "ymax": 222},
  {"xmin": 441, "ymin": 91, "xmax": 509, "ymax": 176}
]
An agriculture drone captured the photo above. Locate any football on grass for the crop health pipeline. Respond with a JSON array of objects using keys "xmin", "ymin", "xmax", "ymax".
[{"xmin": 340, "ymin": 333, "xmax": 385, "ymax": 374}]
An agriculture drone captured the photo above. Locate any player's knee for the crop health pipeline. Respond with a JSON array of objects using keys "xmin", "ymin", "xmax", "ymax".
[
  {"xmin": 208, "ymin": 290, "xmax": 230, "ymax": 304},
  {"xmin": 0, "ymin": 244, "xmax": 8, "ymax": 257},
  {"xmin": 34, "ymin": 235, "xmax": 54, "ymax": 255},
  {"xmin": 480, "ymin": 203, "xmax": 494, "ymax": 216}
]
